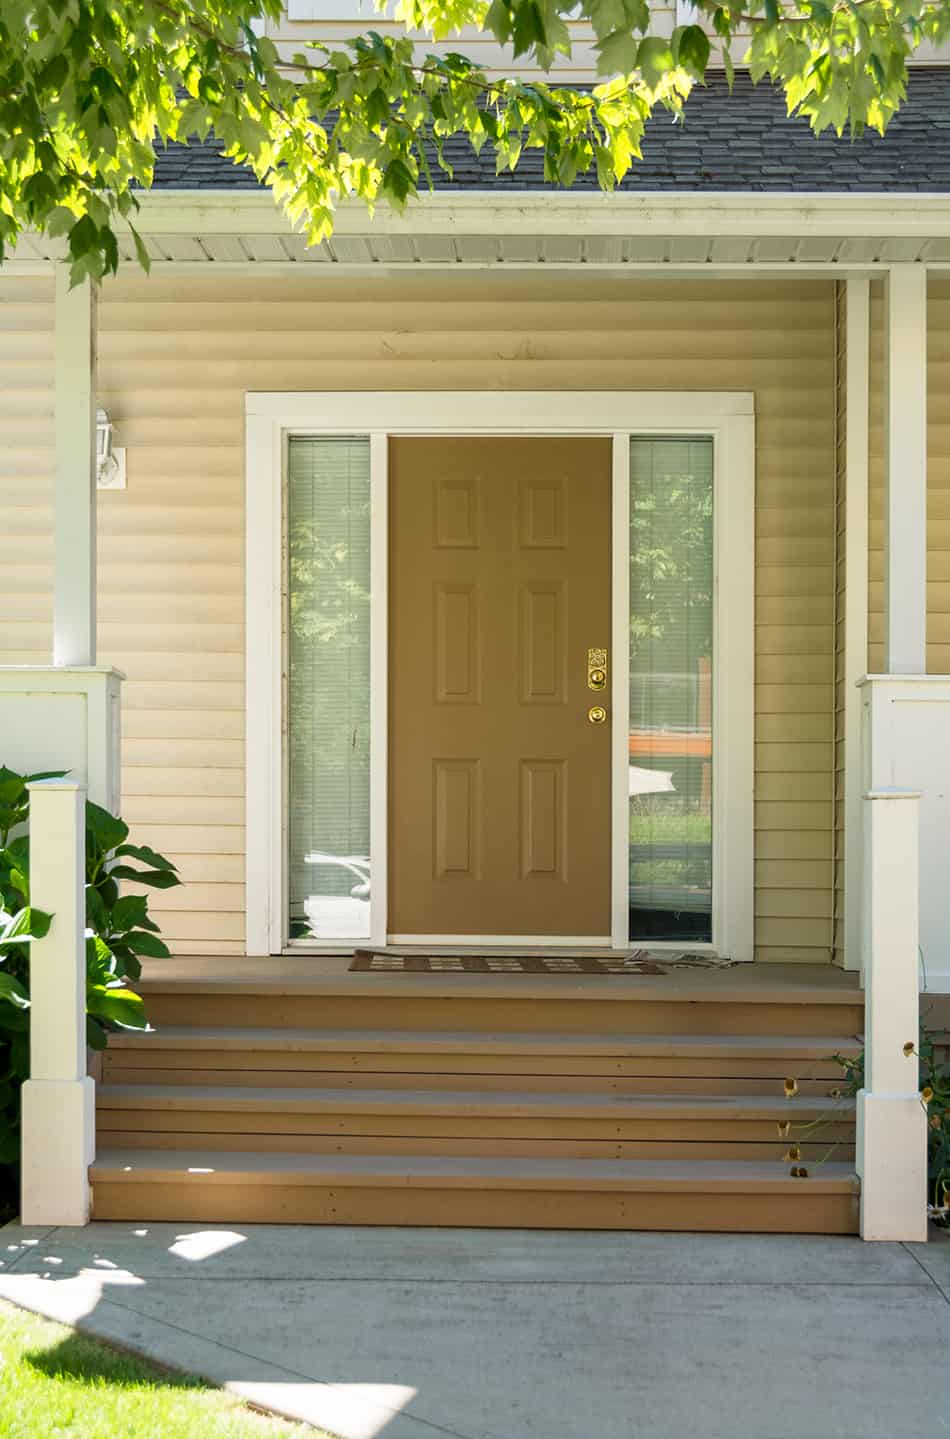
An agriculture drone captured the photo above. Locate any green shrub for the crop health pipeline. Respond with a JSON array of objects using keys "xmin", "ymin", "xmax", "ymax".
[{"xmin": 0, "ymin": 765, "xmax": 179, "ymax": 1217}]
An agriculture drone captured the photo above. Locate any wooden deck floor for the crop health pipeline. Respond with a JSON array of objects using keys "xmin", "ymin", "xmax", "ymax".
[{"xmin": 138, "ymin": 955, "xmax": 863, "ymax": 1003}]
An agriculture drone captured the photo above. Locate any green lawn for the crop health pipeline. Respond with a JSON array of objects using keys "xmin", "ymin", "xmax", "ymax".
[
  {"xmin": 630, "ymin": 813, "xmax": 711, "ymax": 844},
  {"xmin": 0, "ymin": 1299, "xmax": 324, "ymax": 1439}
]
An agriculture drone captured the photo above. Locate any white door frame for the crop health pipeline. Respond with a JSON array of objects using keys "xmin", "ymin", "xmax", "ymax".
[{"xmin": 245, "ymin": 391, "xmax": 755, "ymax": 959}]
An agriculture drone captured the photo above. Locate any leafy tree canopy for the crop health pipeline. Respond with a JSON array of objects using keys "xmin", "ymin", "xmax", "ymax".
[{"xmin": 2, "ymin": 0, "xmax": 947, "ymax": 283}]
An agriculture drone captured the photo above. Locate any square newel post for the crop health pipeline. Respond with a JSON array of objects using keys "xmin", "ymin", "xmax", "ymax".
[
  {"xmin": 20, "ymin": 780, "xmax": 94, "ymax": 1227},
  {"xmin": 857, "ymin": 788, "xmax": 928, "ymax": 1241}
]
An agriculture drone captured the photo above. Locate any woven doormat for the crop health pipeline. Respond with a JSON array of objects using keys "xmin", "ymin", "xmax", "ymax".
[{"xmin": 349, "ymin": 950, "xmax": 721, "ymax": 974}]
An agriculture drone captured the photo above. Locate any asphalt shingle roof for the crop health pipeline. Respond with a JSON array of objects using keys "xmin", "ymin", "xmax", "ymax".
[{"xmin": 151, "ymin": 67, "xmax": 950, "ymax": 193}]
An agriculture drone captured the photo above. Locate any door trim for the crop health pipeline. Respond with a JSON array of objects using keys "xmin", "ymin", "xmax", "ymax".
[{"xmin": 245, "ymin": 392, "xmax": 755, "ymax": 959}]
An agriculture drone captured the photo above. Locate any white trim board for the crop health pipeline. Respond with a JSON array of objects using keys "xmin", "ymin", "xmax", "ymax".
[
  {"xmin": 138, "ymin": 190, "xmax": 950, "ymax": 237},
  {"xmin": 245, "ymin": 391, "xmax": 755, "ymax": 960},
  {"xmin": 842, "ymin": 278, "xmax": 870, "ymax": 973}
]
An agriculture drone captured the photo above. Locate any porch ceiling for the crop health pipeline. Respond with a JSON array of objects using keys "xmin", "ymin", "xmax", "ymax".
[{"xmin": 12, "ymin": 192, "xmax": 950, "ymax": 271}]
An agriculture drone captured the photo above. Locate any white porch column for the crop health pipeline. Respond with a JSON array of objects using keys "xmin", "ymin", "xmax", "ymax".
[
  {"xmin": 53, "ymin": 267, "xmax": 97, "ymax": 668},
  {"xmin": 857, "ymin": 788, "xmax": 928, "ymax": 1241},
  {"xmin": 20, "ymin": 780, "xmax": 95, "ymax": 1227},
  {"xmin": 841, "ymin": 278, "xmax": 870, "ymax": 972},
  {"xmin": 884, "ymin": 265, "xmax": 927, "ymax": 674}
]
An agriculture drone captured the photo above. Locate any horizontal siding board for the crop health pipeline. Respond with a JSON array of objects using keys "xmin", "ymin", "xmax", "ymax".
[{"xmin": 755, "ymin": 743, "xmax": 833, "ymax": 772}]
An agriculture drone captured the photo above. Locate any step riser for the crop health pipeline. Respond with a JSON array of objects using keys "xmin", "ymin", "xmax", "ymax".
[
  {"xmin": 91, "ymin": 1180, "xmax": 859, "ymax": 1233},
  {"xmin": 100, "ymin": 1067, "xmax": 847, "ymax": 1097},
  {"xmin": 97, "ymin": 1110, "xmax": 855, "ymax": 1145},
  {"xmin": 98, "ymin": 1130, "xmax": 855, "ymax": 1162},
  {"xmin": 140, "ymin": 993, "xmax": 864, "ymax": 1037}
]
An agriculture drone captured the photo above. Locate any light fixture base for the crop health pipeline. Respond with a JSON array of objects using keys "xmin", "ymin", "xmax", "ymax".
[{"xmin": 97, "ymin": 447, "xmax": 127, "ymax": 490}]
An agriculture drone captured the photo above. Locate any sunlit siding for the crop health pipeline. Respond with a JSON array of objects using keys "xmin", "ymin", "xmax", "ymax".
[
  {"xmin": 0, "ymin": 277, "xmax": 54, "ymax": 667},
  {"xmin": 267, "ymin": 2, "xmax": 676, "ymax": 79}
]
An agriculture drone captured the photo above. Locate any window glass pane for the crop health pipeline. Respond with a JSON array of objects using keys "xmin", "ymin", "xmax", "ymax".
[
  {"xmin": 629, "ymin": 437, "xmax": 713, "ymax": 943},
  {"xmin": 287, "ymin": 436, "xmax": 371, "ymax": 940}
]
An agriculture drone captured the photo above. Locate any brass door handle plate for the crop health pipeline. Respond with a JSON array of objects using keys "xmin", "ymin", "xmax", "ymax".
[
  {"xmin": 587, "ymin": 647, "xmax": 608, "ymax": 691},
  {"xmin": 588, "ymin": 705, "xmax": 608, "ymax": 725}
]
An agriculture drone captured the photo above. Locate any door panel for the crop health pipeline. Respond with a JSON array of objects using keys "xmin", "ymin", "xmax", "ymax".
[{"xmin": 389, "ymin": 437, "xmax": 612, "ymax": 937}]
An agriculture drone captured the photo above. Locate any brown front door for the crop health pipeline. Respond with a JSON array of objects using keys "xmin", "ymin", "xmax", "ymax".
[{"xmin": 389, "ymin": 436, "xmax": 612, "ymax": 938}]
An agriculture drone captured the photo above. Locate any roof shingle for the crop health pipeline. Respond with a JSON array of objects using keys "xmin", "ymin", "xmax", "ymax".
[{"xmin": 151, "ymin": 67, "xmax": 950, "ymax": 193}]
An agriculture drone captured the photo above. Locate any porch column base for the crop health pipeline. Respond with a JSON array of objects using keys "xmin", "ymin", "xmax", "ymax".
[
  {"xmin": 856, "ymin": 1090, "xmax": 928, "ymax": 1242},
  {"xmin": 20, "ymin": 1077, "xmax": 95, "ymax": 1227},
  {"xmin": 0, "ymin": 666, "xmax": 123, "ymax": 811}
]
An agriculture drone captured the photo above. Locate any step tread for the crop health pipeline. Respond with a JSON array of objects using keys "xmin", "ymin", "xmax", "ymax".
[
  {"xmin": 107, "ymin": 1027, "xmax": 863, "ymax": 1058},
  {"xmin": 97, "ymin": 1082, "xmax": 855, "ymax": 1119},
  {"xmin": 91, "ymin": 1147, "xmax": 859, "ymax": 1193},
  {"xmin": 136, "ymin": 959, "xmax": 864, "ymax": 1006}
]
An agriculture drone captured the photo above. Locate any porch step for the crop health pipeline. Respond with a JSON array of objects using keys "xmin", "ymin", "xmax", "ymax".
[
  {"xmin": 95, "ymin": 961, "xmax": 863, "ymax": 1231},
  {"xmin": 137, "ymin": 966, "xmax": 864, "ymax": 1037},
  {"xmin": 89, "ymin": 1148, "xmax": 860, "ymax": 1233},
  {"xmin": 102, "ymin": 1027, "xmax": 861, "ymax": 1097},
  {"xmin": 96, "ymin": 1081, "xmax": 856, "ymax": 1162}
]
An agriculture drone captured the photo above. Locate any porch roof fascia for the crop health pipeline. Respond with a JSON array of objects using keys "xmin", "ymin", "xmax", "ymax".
[{"xmin": 133, "ymin": 188, "xmax": 950, "ymax": 239}]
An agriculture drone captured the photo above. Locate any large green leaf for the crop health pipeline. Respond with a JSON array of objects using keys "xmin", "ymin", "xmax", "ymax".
[
  {"xmin": 85, "ymin": 801, "xmax": 129, "ymax": 853},
  {"xmin": 0, "ymin": 906, "xmax": 52, "ymax": 948},
  {"xmin": 86, "ymin": 985, "xmax": 148, "ymax": 1030},
  {"xmin": 110, "ymin": 894, "xmax": 149, "ymax": 933},
  {"xmin": 123, "ymin": 930, "xmax": 172, "ymax": 959},
  {"xmin": 0, "ymin": 974, "xmax": 29, "ymax": 1011},
  {"xmin": 114, "ymin": 844, "xmax": 179, "ymax": 874},
  {"xmin": 109, "ymin": 865, "xmax": 181, "ymax": 890}
]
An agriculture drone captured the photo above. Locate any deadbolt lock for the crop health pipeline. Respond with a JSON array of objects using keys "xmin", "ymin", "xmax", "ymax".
[
  {"xmin": 588, "ymin": 705, "xmax": 608, "ymax": 725},
  {"xmin": 587, "ymin": 647, "xmax": 608, "ymax": 691}
]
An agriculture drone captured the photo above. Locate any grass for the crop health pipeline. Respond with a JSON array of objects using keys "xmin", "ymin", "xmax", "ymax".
[
  {"xmin": 0, "ymin": 1299, "xmax": 324, "ymax": 1439},
  {"xmin": 630, "ymin": 812, "xmax": 711, "ymax": 844}
]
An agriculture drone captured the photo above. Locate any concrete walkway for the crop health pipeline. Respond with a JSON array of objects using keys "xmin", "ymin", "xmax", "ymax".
[{"xmin": 1, "ymin": 1222, "xmax": 948, "ymax": 1439}]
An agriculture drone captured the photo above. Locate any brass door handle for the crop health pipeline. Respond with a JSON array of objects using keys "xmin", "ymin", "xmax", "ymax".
[{"xmin": 588, "ymin": 705, "xmax": 608, "ymax": 725}]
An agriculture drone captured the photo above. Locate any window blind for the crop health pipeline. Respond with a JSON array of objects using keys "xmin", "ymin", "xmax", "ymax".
[
  {"xmin": 287, "ymin": 436, "xmax": 371, "ymax": 940},
  {"xmin": 629, "ymin": 436, "xmax": 714, "ymax": 943}
]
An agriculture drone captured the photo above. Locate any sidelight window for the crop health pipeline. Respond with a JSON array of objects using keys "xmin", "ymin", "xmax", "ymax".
[
  {"xmin": 628, "ymin": 436, "xmax": 714, "ymax": 943},
  {"xmin": 286, "ymin": 435, "xmax": 372, "ymax": 941}
]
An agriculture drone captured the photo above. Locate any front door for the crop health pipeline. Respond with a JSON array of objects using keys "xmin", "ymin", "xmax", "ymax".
[{"xmin": 388, "ymin": 436, "xmax": 612, "ymax": 939}]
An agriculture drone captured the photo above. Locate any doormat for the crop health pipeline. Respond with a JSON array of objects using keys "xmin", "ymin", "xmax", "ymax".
[{"xmin": 348, "ymin": 950, "xmax": 731, "ymax": 974}]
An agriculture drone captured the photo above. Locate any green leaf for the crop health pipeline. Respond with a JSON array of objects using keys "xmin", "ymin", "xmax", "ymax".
[
  {"xmin": 108, "ymin": 866, "xmax": 181, "ymax": 890},
  {"xmin": 677, "ymin": 25, "xmax": 710, "ymax": 76},
  {"xmin": 86, "ymin": 985, "xmax": 147, "ymax": 1030},
  {"xmin": 0, "ymin": 974, "xmax": 30, "ymax": 1011},
  {"xmin": 637, "ymin": 37, "xmax": 674, "ymax": 90},
  {"xmin": 111, "ymin": 894, "xmax": 149, "ymax": 932},
  {"xmin": 114, "ymin": 844, "xmax": 178, "ymax": 874},
  {"xmin": 0, "ymin": 768, "xmax": 27, "ymax": 805},
  {"xmin": 85, "ymin": 802, "xmax": 129, "ymax": 853},
  {"xmin": 0, "ymin": 906, "xmax": 51, "ymax": 947},
  {"xmin": 86, "ymin": 1016, "xmax": 108, "ymax": 1051},
  {"xmin": 128, "ymin": 223, "xmax": 152, "ymax": 275},
  {"xmin": 123, "ymin": 930, "xmax": 171, "ymax": 960}
]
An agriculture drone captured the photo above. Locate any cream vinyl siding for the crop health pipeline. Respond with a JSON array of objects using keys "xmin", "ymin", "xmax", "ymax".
[
  {"xmin": 268, "ymin": 2, "xmax": 677, "ymax": 78},
  {"xmin": 0, "ymin": 277, "xmax": 54, "ymax": 667},
  {"xmin": 2, "ymin": 271, "xmax": 837, "ymax": 961}
]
